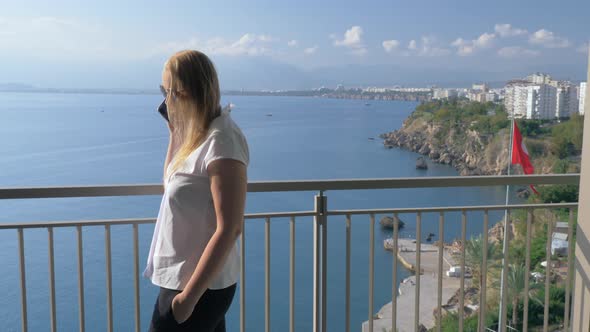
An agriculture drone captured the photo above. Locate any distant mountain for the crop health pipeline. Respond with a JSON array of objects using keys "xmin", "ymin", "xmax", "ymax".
[
  {"xmin": 1, "ymin": 55, "xmax": 585, "ymax": 91},
  {"xmin": 0, "ymin": 83, "xmax": 35, "ymax": 91}
]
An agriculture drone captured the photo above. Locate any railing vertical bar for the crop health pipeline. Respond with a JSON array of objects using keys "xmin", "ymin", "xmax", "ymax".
[
  {"xmin": 523, "ymin": 210, "xmax": 532, "ymax": 332},
  {"xmin": 459, "ymin": 210, "xmax": 466, "ymax": 332},
  {"xmin": 265, "ymin": 217, "xmax": 271, "ymax": 332},
  {"xmin": 480, "ymin": 210, "xmax": 489, "ymax": 332},
  {"xmin": 499, "ymin": 211, "xmax": 511, "ymax": 332},
  {"xmin": 543, "ymin": 214, "xmax": 553, "ymax": 332},
  {"xmin": 313, "ymin": 196, "xmax": 321, "ymax": 332},
  {"xmin": 368, "ymin": 213, "xmax": 375, "ymax": 332},
  {"xmin": 18, "ymin": 228, "xmax": 28, "ymax": 332},
  {"xmin": 290, "ymin": 216, "xmax": 296, "ymax": 332},
  {"xmin": 105, "ymin": 225, "xmax": 113, "ymax": 332},
  {"xmin": 415, "ymin": 212, "xmax": 422, "ymax": 332},
  {"xmin": 563, "ymin": 208, "xmax": 575, "ymax": 331},
  {"xmin": 321, "ymin": 205, "xmax": 328, "ymax": 332},
  {"xmin": 437, "ymin": 212, "xmax": 444, "ymax": 332},
  {"xmin": 48, "ymin": 227, "xmax": 57, "ymax": 332},
  {"xmin": 240, "ymin": 220, "xmax": 246, "ymax": 332},
  {"xmin": 391, "ymin": 213, "xmax": 399, "ymax": 332},
  {"xmin": 132, "ymin": 224, "xmax": 140, "ymax": 332},
  {"xmin": 76, "ymin": 226, "xmax": 85, "ymax": 332},
  {"xmin": 345, "ymin": 214, "xmax": 351, "ymax": 332}
]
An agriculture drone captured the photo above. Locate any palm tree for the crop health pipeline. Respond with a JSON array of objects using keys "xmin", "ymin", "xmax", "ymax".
[
  {"xmin": 507, "ymin": 263, "xmax": 526, "ymax": 328},
  {"xmin": 464, "ymin": 235, "xmax": 500, "ymax": 289},
  {"xmin": 505, "ymin": 263, "xmax": 541, "ymax": 328}
]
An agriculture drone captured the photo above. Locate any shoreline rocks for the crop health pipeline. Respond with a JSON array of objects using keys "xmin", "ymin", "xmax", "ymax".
[
  {"xmin": 382, "ymin": 122, "xmax": 510, "ymax": 176},
  {"xmin": 379, "ymin": 216, "xmax": 405, "ymax": 229}
]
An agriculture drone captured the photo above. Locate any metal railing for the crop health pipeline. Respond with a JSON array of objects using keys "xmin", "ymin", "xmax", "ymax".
[{"xmin": 0, "ymin": 174, "xmax": 580, "ymax": 332}]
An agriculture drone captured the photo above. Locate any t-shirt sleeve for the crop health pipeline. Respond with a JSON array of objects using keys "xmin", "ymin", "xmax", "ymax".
[{"xmin": 203, "ymin": 130, "xmax": 250, "ymax": 170}]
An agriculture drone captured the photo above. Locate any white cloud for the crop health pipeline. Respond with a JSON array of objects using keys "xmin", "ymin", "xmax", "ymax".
[
  {"xmin": 333, "ymin": 26, "xmax": 363, "ymax": 47},
  {"xmin": 287, "ymin": 40, "xmax": 298, "ymax": 47},
  {"xmin": 382, "ymin": 39, "xmax": 400, "ymax": 53},
  {"xmin": 304, "ymin": 46, "xmax": 318, "ymax": 55},
  {"xmin": 257, "ymin": 35, "xmax": 275, "ymax": 42},
  {"xmin": 529, "ymin": 29, "xmax": 571, "ymax": 48},
  {"xmin": 497, "ymin": 46, "xmax": 540, "ymax": 58},
  {"xmin": 160, "ymin": 33, "xmax": 277, "ymax": 57},
  {"xmin": 406, "ymin": 36, "xmax": 450, "ymax": 56},
  {"xmin": 451, "ymin": 32, "xmax": 496, "ymax": 56},
  {"xmin": 494, "ymin": 24, "xmax": 528, "ymax": 37},
  {"xmin": 333, "ymin": 26, "xmax": 367, "ymax": 55},
  {"xmin": 452, "ymin": 38, "xmax": 475, "ymax": 56},
  {"xmin": 474, "ymin": 33, "xmax": 496, "ymax": 48},
  {"xmin": 577, "ymin": 43, "xmax": 589, "ymax": 54},
  {"xmin": 405, "ymin": 36, "xmax": 450, "ymax": 56}
]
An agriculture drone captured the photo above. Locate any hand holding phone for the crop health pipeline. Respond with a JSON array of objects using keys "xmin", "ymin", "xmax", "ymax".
[{"xmin": 157, "ymin": 99, "xmax": 169, "ymax": 122}]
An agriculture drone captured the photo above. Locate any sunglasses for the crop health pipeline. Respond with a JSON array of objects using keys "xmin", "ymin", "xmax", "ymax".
[
  {"xmin": 159, "ymin": 85, "xmax": 171, "ymax": 98},
  {"xmin": 160, "ymin": 85, "xmax": 185, "ymax": 99}
]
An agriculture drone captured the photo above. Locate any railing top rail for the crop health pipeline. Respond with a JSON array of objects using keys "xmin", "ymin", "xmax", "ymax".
[
  {"xmin": 0, "ymin": 174, "xmax": 580, "ymax": 199},
  {"xmin": 327, "ymin": 202, "xmax": 578, "ymax": 216},
  {"xmin": 0, "ymin": 202, "xmax": 577, "ymax": 230}
]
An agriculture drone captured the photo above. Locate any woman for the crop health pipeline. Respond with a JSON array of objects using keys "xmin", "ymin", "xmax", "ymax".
[{"xmin": 144, "ymin": 50, "xmax": 249, "ymax": 332}]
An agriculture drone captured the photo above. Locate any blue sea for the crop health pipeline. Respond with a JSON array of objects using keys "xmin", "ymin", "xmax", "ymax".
[{"xmin": 0, "ymin": 92, "xmax": 511, "ymax": 331}]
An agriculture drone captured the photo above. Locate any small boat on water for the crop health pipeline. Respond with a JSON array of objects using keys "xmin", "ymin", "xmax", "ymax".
[
  {"xmin": 426, "ymin": 232, "xmax": 435, "ymax": 242},
  {"xmin": 266, "ymin": 113, "xmax": 273, "ymax": 117},
  {"xmin": 368, "ymin": 137, "xmax": 375, "ymax": 141},
  {"xmin": 365, "ymin": 103, "xmax": 371, "ymax": 106}
]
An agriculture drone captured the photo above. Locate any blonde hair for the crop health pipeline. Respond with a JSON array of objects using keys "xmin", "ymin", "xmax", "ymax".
[{"xmin": 165, "ymin": 50, "xmax": 221, "ymax": 179}]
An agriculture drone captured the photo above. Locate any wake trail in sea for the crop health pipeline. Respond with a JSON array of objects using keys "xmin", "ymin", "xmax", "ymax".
[{"xmin": 1, "ymin": 136, "xmax": 168, "ymax": 163}]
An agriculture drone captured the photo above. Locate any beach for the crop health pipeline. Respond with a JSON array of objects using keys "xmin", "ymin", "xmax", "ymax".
[{"xmin": 363, "ymin": 239, "xmax": 461, "ymax": 332}]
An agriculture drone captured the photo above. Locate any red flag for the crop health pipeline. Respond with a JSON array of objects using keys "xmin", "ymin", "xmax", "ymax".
[{"xmin": 511, "ymin": 121, "xmax": 539, "ymax": 194}]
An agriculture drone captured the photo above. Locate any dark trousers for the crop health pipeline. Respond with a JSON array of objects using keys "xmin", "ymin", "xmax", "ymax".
[{"xmin": 148, "ymin": 284, "xmax": 236, "ymax": 332}]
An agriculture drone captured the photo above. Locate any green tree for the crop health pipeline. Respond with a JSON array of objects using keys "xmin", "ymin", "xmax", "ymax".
[
  {"xmin": 551, "ymin": 113, "xmax": 584, "ymax": 157},
  {"xmin": 464, "ymin": 235, "xmax": 500, "ymax": 289},
  {"xmin": 529, "ymin": 285, "xmax": 567, "ymax": 326},
  {"xmin": 538, "ymin": 185, "xmax": 579, "ymax": 204},
  {"xmin": 505, "ymin": 263, "xmax": 541, "ymax": 328}
]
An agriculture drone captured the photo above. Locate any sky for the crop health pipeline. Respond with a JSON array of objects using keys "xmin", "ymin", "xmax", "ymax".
[{"xmin": 0, "ymin": 0, "xmax": 589, "ymax": 89}]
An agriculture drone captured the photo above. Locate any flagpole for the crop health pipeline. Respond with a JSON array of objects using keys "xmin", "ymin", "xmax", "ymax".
[{"xmin": 498, "ymin": 117, "xmax": 514, "ymax": 331}]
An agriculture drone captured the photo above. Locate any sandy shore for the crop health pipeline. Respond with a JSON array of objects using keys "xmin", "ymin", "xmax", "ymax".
[{"xmin": 362, "ymin": 239, "xmax": 460, "ymax": 332}]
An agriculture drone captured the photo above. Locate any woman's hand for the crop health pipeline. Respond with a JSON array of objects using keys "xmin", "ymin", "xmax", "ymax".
[{"xmin": 171, "ymin": 291, "xmax": 199, "ymax": 324}]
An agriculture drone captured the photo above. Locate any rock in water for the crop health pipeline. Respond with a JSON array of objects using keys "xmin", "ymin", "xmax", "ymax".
[
  {"xmin": 379, "ymin": 216, "xmax": 405, "ymax": 229},
  {"xmin": 416, "ymin": 157, "xmax": 428, "ymax": 169},
  {"xmin": 516, "ymin": 187, "xmax": 530, "ymax": 199}
]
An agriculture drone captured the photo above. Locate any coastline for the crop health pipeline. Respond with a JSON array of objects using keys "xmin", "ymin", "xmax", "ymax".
[{"xmin": 363, "ymin": 240, "xmax": 461, "ymax": 332}]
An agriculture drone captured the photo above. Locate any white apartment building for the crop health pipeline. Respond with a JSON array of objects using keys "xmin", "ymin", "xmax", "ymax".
[
  {"xmin": 525, "ymin": 84, "xmax": 557, "ymax": 119},
  {"xmin": 505, "ymin": 82, "xmax": 557, "ymax": 119},
  {"xmin": 467, "ymin": 92, "xmax": 486, "ymax": 103},
  {"xmin": 580, "ymin": 82, "xmax": 587, "ymax": 115},
  {"xmin": 485, "ymin": 92, "xmax": 498, "ymax": 102},
  {"xmin": 527, "ymin": 73, "xmax": 553, "ymax": 85},
  {"xmin": 511, "ymin": 85, "xmax": 529, "ymax": 118},
  {"xmin": 472, "ymin": 83, "xmax": 489, "ymax": 92},
  {"xmin": 556, "ymin": 83, "xmax": 579, "ymax": 118},
  {"xmin": 432, "ymin": 89, "xmax": 457, "ymax": 100}
]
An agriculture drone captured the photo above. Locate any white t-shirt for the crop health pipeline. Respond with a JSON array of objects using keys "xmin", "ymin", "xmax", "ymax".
[{"xmin": 144, "ymin": 110, "xmax": 249, "ymax": 290}]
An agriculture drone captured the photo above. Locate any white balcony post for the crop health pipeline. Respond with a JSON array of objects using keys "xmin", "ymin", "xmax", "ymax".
[
  {"xmin": 571, "ymin": 47, "xmax": 590, "ymax": 331},
  {"xmin": 313, "ymin": 192, "xmax": 328, "ymax": 332}
]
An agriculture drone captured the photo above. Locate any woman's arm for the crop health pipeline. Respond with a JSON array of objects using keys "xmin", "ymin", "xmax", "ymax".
[{"xmin": 171, "ymin": 158, "xmax": 247, "ymax": 323}]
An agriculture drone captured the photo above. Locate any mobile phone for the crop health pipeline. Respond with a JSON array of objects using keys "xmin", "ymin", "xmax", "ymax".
[{"xmin": 157, "ymin": 99, "xmax": 169, "ymax": 122}]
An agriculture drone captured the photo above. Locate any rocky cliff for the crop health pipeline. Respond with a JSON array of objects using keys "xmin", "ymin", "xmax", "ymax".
[{"xmin": 381, "ymin": 117, "xmax": 511, "ymax": 176}]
